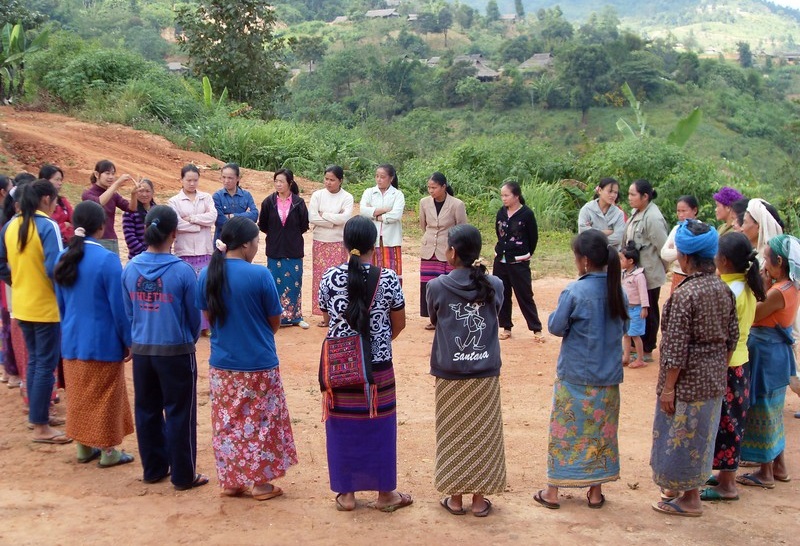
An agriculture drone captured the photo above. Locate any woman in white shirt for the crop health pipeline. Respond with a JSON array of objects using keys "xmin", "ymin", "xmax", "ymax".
[
  {"xmin": 359, "ymin": 164, "xmax": 405, "ymax": 283},
  {"xmin": 660, "ymin": 195, "xmax": 699, "ymax": 293},
  {"xmin": 309, "ymin": 165, "xmax": 354, "ymax": 326}
]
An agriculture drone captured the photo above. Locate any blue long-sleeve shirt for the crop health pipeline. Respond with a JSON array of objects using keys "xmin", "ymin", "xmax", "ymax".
[
  {"xmin": 548, "ymin": 273, "xmax": 628, "ymax": 386},
  {"xmin": 212, "ymin": 187, "xmax": 258, "ymax": 241},
  {"xmin": 56, "ymin": 239, "xmax": 131, "ymax": 361}
]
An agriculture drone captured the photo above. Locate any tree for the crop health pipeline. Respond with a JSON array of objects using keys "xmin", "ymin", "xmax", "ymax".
[
  {"xmin": 293, "ymin": 35, "xmax": 327, "ymax": 72},
  {"xmin": 486, "ymin": 1, "xmax": 500, "ymax": 23},
  {"xmin": 175, "ymin": 0, "xmax": 287, "ymax": 113},
  {"xmin": 515, "ymin": 0, "xmax": 525, "ymax": 19},
  {"xmin": 455, "ymin": 4, "xmax": 474, "ymax": 30},
  {"xmin": 0, "ymin": 23, "xmax": 49, "ymax": 103},
  {"xmin": 438, "ymin": 7, "xmax": 453, "ymax": 48},
  {"xmin": 558, "ymin": 44, "xmax": 612, "ymax": 124},
  {"xmin": 737, "ymin": 41, "xmax": 753, "ymax": 68},
  {"xmin": 0, "ymin": 0, "xmax": 45, "ymax": 28},
  {"xmin": 675, "ymin": 52, "xmax": 699, "ymax": 84}
]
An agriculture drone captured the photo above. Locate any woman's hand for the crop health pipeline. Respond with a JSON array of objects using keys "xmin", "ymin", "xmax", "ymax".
[
  {"xmin": 659, "ymin": 390, "xmax": 675, "ymax": 415},
  {"xmin": 641, "ymin": 307, "xmax": 649, "ymax": 319}
]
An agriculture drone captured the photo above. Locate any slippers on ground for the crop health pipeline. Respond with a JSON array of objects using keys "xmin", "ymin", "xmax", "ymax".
[
  {"xmin": 735, "ymin": 473, "xmax": 775, "ymax": 489},
  {"xmin": 628, "ymin": 360, "xmax": 647, "ymax": 369},
  {"xmin": 98, "ymin": 452, "xmax": 135, "ymax": 468},
  {"xmin": 32, "ymin": 433, "xmax": 72, "ymax": 445},
  {"xmin": 499, "ymin": 330, "xmax": 512, "ymax": 340},
  {"xmin": 532, "ymin": 332, "xmax": 546, "ymax": 343},
  {"xmin": 473, "ymin": 498, "xmax": 492, "ymax": 517},
  {"xmin": 775, "ymin": 475, "xmax": 792, "ymax": 483},
  {"xmin": 705, "ymin": 475, "xmax": 720, "ymax": 486},
  {"xmin": 253, "ymin": 485, "xmax": 283, "ymax": 501},
  {"xmin": 533, "ymin": 490, "xmax": 559, "ymax": 510},
  {"xmin": 174, "ymin": 473, "xmax": 210, "ymax": 491},
  {"xmin": 335, "ymin": 493, "xmax": 355, "ymax": 511},
  {"xmin": 587, "ymin": 491, "xmax": 605, "ymax": 509},
  {"xmin": 651, "ymin": 500, "xmax": 702, "ymax": 517},
  {"xmin": 27, "ymin": 416, "xmax": 67, "ymax": 429},
  {"xmin": 700, "ymin": 488, "xmax": 739, "ymax": 501},
  {"xmin": 660, "ymin": 489, "xmax": 680, "ymax": 501},
  {"xmin": 439, "ymin": 497, "xmax": 466, "ymax": 516},
  {"xmin": 739, "ymin": 460, "xmax": 760, "ymax": 468},
  {"xmin": 77, "ymin": 448, "xmax": 102, "ymax": 464},
  {"xmin": 424, "ymin": 323, "xmax": 436, "ymax": 331},
  {"xmin": 220, "ymin": 487, "xmax": 248, "ymax": 498},
  {"xmin": 317, "ymin": 320, "xmax": 328, "ymax": 328},
  {"xmin": 374, "ymin": 492, "xmax": 413, "ymax": 512},
  {"xmin": 142, "ymin": 471, "xmax": 171, "ymax": 484}
]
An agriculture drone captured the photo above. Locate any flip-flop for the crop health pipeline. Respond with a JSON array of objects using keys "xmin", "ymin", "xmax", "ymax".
[
  {"xmin": 651, "ymin": 500, "xmax": 702, "ymax": 517},
  {"xmin": 336, "ymin": 493, "xmax": 355, "ymax": 511},
  {"xmin": 628, "ymin": 360, "xmax": 647, "ymax": 369},
  {"xmin": 98, "ymin": 451, "xmax": 135, "ymax": 468},
  {"xmin": 473, "ymin": 498, "xmax": 492, "ymax": 517},
  {"xmin": 739, "ymin": 460, "xmax": 760, "ymax": 467},
  {"xmin": 253, "ymin": 485, "xmax": 283, "ymax": 501},
  {"xmin": 439, "ymin": 497, "xmax": 466, "ymax": 516},
  {"xmin": 499, "ymin": 330, "xmax": 511, "ymax": 340},
  {"xmin": 174, "ymin": 473, "xmax": 210, "ymax": 491},
  {"xmin": 374, "ymin": 492, "xmax": 413, "ymax": 512},
  {"xmin": 700, "ymin": 488, "xmax": 739, "ymax": 501},
  {"xmin": 587, "ymin": 491, "xmax": 605, "ymax": 509},
  {"xmin": 705, "ymin": 475, "xmax": 720, "ymax": 486},
  {"xmin": 532, "ymin": 332, "xmax": 546, "ymax": 343},
  {"xmin": 735, "ymin": 473, "xmax": 775, "ymax": 489},
  {"xmin": 424, "ymin": 323, "xmax": 436, "ymax": 331},
  {"xmin": 775, "ymin": 475, "xmax": 792, "ymax": 483},
  {"xmin": 77, "ymin": 448, "xmax": 102, "ymax": 464},
  {"xmin": 33, "ymin": 433, "xmax": 72, "ymax": 445},
  {"xmin": 533, "ymin": 490, "xmax": 560, "ymax": 510}
]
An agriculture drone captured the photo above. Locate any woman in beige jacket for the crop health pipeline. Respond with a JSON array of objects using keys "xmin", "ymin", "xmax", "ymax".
[{"xmin": 419, "ymin": 172, "xmax": 467, "ymax": 330}]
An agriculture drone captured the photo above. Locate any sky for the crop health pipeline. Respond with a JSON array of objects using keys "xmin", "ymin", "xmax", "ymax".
[{"xmin": 771, "ymin": 0, "xmax": 800, "ymax": 7}]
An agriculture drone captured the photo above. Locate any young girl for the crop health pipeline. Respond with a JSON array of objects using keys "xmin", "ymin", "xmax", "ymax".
[
  {"xmin": 534, "ymin": 230, "xmax": 627, "ymax": 510},
  {"xmin": 426, "ymin": 224, "xmax": 506, "ymax": 517},
  {"xmin": 81, "ymin": 159, "xmax": 136, "ymax": 255},
  {"xmin": 122, "ymin": 205, "xmax": 206, "ymax": 490},
  {"xmin": 0, "ymin": 180, "xmax": 67, "ymax": 443},
  {"xmin": 197, "ymin": 217, "xmax": 297, "ymax": 500},
  {"xmin": 168, "ymin": 165, "xmax": 217, "ymax": 335},
  {"xmin": 620, "ymin": 241, "xmax": 649, "ymax": 369},
  {"xmin": 122, "ymin": 178, "xmax": 156, "ymax": 259},
  {"xmin": 54, "ymin": 200, "xmax": 134, "ymax": 467},
  {"xmin": 701, "ymin": 232, "xmax": 764, "ymax": 501},
  {"xmin": 39, "ymin": 164, "xmax": 74, "ymax": 244}
]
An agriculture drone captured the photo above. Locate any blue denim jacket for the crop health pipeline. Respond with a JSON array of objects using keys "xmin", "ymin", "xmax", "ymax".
[
  {"xmin": 548, "ymin": 273, "xmax": 627, "ymax": 386},
  {"xmin": 212, "ymin": 187, "xmax": 259, "ymax": 241}
]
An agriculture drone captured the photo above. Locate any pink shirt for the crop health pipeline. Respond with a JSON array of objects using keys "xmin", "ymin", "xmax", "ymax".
[{"xmin": 622, "ymin": 267, "xmax": 649, "ymax": 307}]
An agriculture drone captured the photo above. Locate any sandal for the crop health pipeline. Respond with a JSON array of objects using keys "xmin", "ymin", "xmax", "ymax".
[
  {"xmin": 336, "ymin": 493, "xmax": 355, "ymax": 511},
  {"xmin": 499, "ymin": 330, "xmax": 511, "ymax": 340},
  {"xmin": 533, "ymin": 490, "xmax": 559, "ymax": 509},
  {"xmin": 174, "ymin": 473, "xmax": 210, "ymax": 491},
  {"xmin": 253, "ymin": 484, "xmax": 283, "ymax": 501},
  {"xmin": 587, "ymin": 491, "xmax": 605, "ymax": 509},
  {"xmin": 532, "ymin": 331, "xmax": 546, "ymax": 343},
  {"xmin": 77, "ymin": 448, "xmax": 102, "ymax": 464},
  {"xmin": 374, "ymin": 492, "xmax": 413, "ymax": 512},
  {"xmin": 473, "ymin": 498, "xmax": 492, "ymax": 517},
  {"xmin": 98, "ymin": 451, "xmax": 135, "ymax": 468},
  {"xmin": 317, "ymin": 320, "xmax": 328, "ymax": 328},
  {"xmin": 439, "ymin": 496, "xmax": 466, "ymax": 516},
  {"xmin": 424, "ymin": 323, "xmax": 436, "ymax": 331}
]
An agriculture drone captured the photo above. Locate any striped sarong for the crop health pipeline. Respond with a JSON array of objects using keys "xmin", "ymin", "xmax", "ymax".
[
  {"xmin": 434, "ymin": 376, "xmax": 506, "ymax": 495},
  {"xmin": 420, "ymin": 259, "xmax": 453, "ymax": 317},
  {"xmin": 372, "ymin": 242, "xmax": 402, "ymax": 284},
  {"xmin": 312, "ymin": 241, "xmax": 347, "ymax": 316},
  {"xmin": 64, "ymin": 358, "xmax": 134, "ymax": 447}
]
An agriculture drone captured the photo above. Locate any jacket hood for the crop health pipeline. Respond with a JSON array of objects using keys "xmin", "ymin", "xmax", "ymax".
[
  {"xmin": 127, "ymin": 252, "xmax": 185, "ymax": 281},
  {"xmin": 437, "ymin": 268, "xmax": 482, "ymax": 301}
]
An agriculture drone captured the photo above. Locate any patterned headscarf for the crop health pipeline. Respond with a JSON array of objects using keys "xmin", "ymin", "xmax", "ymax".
[{"xmin": 767, "ymin": 234, "xmax": 800, "ymax": 286}]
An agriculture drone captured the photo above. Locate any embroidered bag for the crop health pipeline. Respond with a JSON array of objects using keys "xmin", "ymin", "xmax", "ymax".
[{"xmin": 319, "ymin": 266, "xmax": 381, "ymax": 421}]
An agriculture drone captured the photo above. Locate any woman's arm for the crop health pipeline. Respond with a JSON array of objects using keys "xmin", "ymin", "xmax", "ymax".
[
  {"xmin": 241, "ymin": 191, "xmax": 259, "ymax": 222},
  {"xmin": 380, "ymin": 190, "xmax": 405, "ymax": 224},
  {"xmin": 754, "ymin": 286, "xmax": 785, "ymax": 322},
  {"xmin": 308, "ymin": 192, "xmax": 335, "ymax": 228},
  {"xmin": 96, "ymin": 174, "xmax": 134, "ymax": 207},
  {"xmin": 322, "ymin": 193, "xmax": 354, "ymax": 226},
  {"xmin": 168, "ymin": 197, "xmax": 200, "ymax": 233},
  {"xmin": 257, "ymin": 198, "xmax": 270, "ymax": 234},
  {"xmin": 122, "ymin": 212, "xmax": 147, "ymax": 257},
  {"xmin": 189, "ymin": 195, "xmax": 218, "ymax": 227},
  {"xmin": 390, "ymin": 308, "xmax": 406, "ymax": 339},
  {"xmin": 359, "ymin": 189, "xmax": 376, "ymax": 219},
  {"xmin": 547, "ymin": 288, "xmax": 574, "ymax": 338},
  {"xmin": 609, "ymin": 206, "xmax": 625, "ymax": 248},
  {"xmin": 454, "ymin": 199, "xmax": 468, "ymax": 225},
  {"xmin": 660, "ymin": 225, "xmax": 679, "ymax": 263}
]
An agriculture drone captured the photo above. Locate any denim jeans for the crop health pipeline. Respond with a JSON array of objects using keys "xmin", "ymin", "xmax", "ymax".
[{"xmin": 18, "ymin": 321, "xmax": 60, "ymax": 425}]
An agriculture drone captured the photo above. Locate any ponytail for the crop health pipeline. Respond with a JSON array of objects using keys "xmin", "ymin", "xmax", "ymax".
[
  {"xmin": 342, "ymin": 216, "xmax": 378, "ymax": 337},
  {"xmin": 448, "ymin": 224, "xmax": 494, "ymax": 304},
  {"xmin": 572, "ymin": 230, "xmax": 627, "ymax": 321},
  {"xmin": 718, "ymin": 232, "xmax": 766, "ymax": 302},
  {"xmin": 605, "ymin": 244, "xmax": 627, "ymax": 320},
  {"xmin": 54, "ymin": 201, "xmax": 105, "ymax": 287},
  {"xmin": 16, "ymin": 180, "xmax": 58, "ymax": 252}
]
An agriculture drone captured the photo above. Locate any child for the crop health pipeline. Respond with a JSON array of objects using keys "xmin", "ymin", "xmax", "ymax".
[
  {"xmin": 426, "ymin": 224, "xmax": 506, "ymax": 517},
  {"xmin": 620, "ymin": 241, "xmax": 649, "ymax": 368},
  {"xmin": 533, "ymin": 230, "xmax": 627, "ymax": 510}
]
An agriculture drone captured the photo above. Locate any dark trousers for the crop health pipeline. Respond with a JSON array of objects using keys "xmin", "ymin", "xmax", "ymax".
[
  {"xmin": 493, "ymin": 259, "xmax": 543, "ymax": 333},
  {"xmin": 643, "ymin": 287, "xmax": 661, "ymax": 353},
  {"xmin": 19, "ymin": 321, "xmax": 60, "ymax": 425},
  {"xmin": 133, "ymin": 353, "xmax": 198, "ymax": 487}
]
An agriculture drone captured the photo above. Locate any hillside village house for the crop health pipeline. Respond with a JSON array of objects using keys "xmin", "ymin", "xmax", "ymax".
[
  {"xmin": 453, "ymin": 54, "xmax": 500, "ymax": 81},
  {"xmin": 365, "ymin": 9, "xmax": 399, "ymax": 19}
]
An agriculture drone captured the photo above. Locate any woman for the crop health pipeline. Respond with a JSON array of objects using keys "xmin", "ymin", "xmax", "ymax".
[
  {"xmin": 258, "ymin": 168, "xmax": 310, "ymax": 329},
  {"xmin": 577, "ymin": 177, "xmax": 625, "ymax": 250},
  {"xmin": 122, "ymin": 205, "xmax": 207, "ymax": 490},
  {"xmin": 0, "ymin": 180, "xmax": 68, "ymax": 444},
  {"xmin": 309, "ymin": 165, "xmax": 353, "ymax": 326},
  {"xmin": 651, "ymin": 219, "xmax": 738, "ymax": 517},
  {"xmin": 0, "ymin": 175, "xmax": 19, "ymax": 387},
  {"xmin": 122, "ymin": 178, "xmax": 156, "ymax": 260},
  {"xmin": 39, "ymin": 164, "xmax": 73, "ymax": 244},
  {"xmin": 212, "ymin": 163, "xmax": 258, "ymax": 242},
  {"xmin": 701, "ymin": 233, "xmax": 765, "ymax": 501},
  {"xmin": 493, "ymin": 181, "xmax": 543, "ymax": 341},
  {"xmin": 319, "ymin": 216, "xmax": 411, "ymax": 512},
  {"xmin": 736, "ymin": 235, "xmax": 799, "ymax": 489},
  {"xmin": 168, "ymin": 165, "xmax": 217, "ymax": 335},
  {"xmin": 624, "ymin": 179, "xmax": 669, "ymax": 359},
  {"xmin": 81, "ymin": 159, "xmax": 136, "ymax": 254},
  {"xmin": 714, "ymin": 186, "xmax": 745, "ymax": 237},
  {"xmin": 359, "ymin": 164, "xmax": 406, "ymax": 281},
  {"xmin": 54, "ymin": 200, "xmax": 134, "ymax": 467},
  {"xmin": 420, "ymin": 172, "xmax": 467, "ymax": 330},
  {"xmin": 197, "ymin": 217, "xmax": 297, "ymax": 500},
  {"xmin": 741, "ymin": 198, "xmax": 784, "ymax": 263},
  {"xmin": 427, "ymin": 224, "xmax": 505, "ymax": 517},
  {"xmin": 660, "ymin": 195, "xmax": 699, "ymax": 292},
  {"xmin": 534, "ymin": 230, "xmax": 627, "ymax": 511}
]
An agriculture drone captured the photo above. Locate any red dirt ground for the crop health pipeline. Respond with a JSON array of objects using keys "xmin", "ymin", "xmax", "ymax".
[{"xmin": 0, "ymin": 108, "xmax": 797, "ymax": 545}]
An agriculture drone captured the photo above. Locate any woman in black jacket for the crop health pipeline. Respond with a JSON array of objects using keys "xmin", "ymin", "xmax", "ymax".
[
  {"xmin": 258, "ymin": 169, "xmax": 310, "ymax": 328},
  {"xmin": 493, "ymin": 181, "xmax": 543, "ymax": 341}
]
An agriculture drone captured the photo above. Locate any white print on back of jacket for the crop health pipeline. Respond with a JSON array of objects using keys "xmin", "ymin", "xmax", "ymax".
[{"xmin": 450, "ymin": 302, "xmax": 490, "ymax": 360}]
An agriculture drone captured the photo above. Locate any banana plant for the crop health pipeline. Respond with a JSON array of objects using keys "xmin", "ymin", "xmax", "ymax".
[
  {"xmin": 0, "ymin": 23, "xmax": 50, "ymax": 103},
  {"xmin": 616, "ymin": 80, "xmax": 702, "ymax": 147},
  {"xmin": 615, "ymin": 82, "xmax": 646, "ymax": 139}
]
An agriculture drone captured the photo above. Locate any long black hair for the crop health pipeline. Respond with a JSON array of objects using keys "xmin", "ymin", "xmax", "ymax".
[
  {"xmin": 718, "ymin": 232, "xmax": 766, "ymax": 302},
  {"xmin": 631, "ymin": 179, "xmax": 657, "ymax": 202},
  {"xmin": 342, "ymin": 216, "xmax": 378, "ymax": 337},
  {"xmin": 572, "ymin": 230, "xmax": 627, "ymax": 320},
  {"xmin": 205, "ymin": 216, "xmax": 260, "ymax": 326},
  {"xmin": 275, "ymin": 168, "xmax": 299, "ymax": 195},
  {"xmin": 144, "ymin": 205, "xmax": 178, "ymax": 247},
  {"xmin": 429, "ymin": 172, "xmax": 454, "ymax": 196},
  {"xmin": 54, "ymin": 201, "xmax": 105, "ymax": 287},
  {"xmin": 378, "ymin": 164, "xmax": 399, "ymax": 189},
  {"xmin": 448, "ymin": 224, "xmax": 494, "ymax": 304},
  {"xmin": 91, "ymin": 160, "xmax": 115, "ymax": 183},
  {"xmin": 16, "ymin": 180, "xmax": 58, "ymax": 252},
  {"xmin": 502, "ymin": 180, "xmax": 525, "ymax": 205},
  {"xmin": 0, "ymin": 175, "xmax": 11, "ymax": 225}
]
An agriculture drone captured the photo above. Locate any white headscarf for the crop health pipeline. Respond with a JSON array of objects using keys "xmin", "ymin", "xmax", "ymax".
[{"xmin": 746, "ymin": 198, "xmax": 783, "ymax": 259}]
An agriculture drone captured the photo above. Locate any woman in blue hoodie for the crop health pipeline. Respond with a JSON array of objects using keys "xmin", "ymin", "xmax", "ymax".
[
  {"xmin": 426, "ymin": 224, "xmax": 506, "ymax": 518},
  {"xmin": 122, "ymin": 205, "xmax": 207, "ymax": 491},
  {"xmin": 55, "ymin": 200, "xmax": 134, "ymax": 466}
]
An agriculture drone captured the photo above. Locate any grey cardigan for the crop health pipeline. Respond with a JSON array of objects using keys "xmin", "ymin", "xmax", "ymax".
[{"xmin": 623, "ymin": 202, "xmax": 669, "ymax": 290}]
